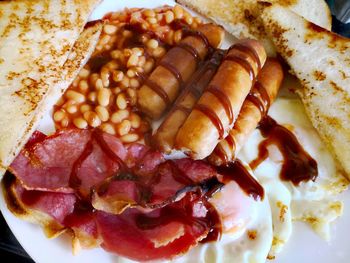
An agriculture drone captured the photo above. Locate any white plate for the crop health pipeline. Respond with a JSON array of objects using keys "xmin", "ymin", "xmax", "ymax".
[{"xmin": 1, "ymin": 0, "xmax": 350, "ymax": 262}]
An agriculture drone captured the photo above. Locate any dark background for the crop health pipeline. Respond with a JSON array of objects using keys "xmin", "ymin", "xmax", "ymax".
[{"xmin": 0, "ymin": 0, "xmax": 349, "ymax": 262}]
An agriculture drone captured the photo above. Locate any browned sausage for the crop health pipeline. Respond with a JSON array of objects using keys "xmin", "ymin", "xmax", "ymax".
[
  {"xmin": 209, "ymin": 58, "xmax": 284, "ymax": 165},
  {"xmin": 137, "ymin": 23, "xmax": 225, "ymax": 119},
  {"xmin": 175, "ymin": 39, "xmax": 267, "ymax": 159},
  {"xmin": 152, "ymin": 50, "xmax": 225, "ymax": 153}
]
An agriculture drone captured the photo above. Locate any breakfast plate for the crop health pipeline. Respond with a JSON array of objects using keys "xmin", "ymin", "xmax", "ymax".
[{"xmin": 1, "ymin": 0, "xmax": 350, "ymax": 262}]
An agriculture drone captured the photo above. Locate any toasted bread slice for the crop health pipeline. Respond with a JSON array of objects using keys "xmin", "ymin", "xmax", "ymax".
[
  {"xmin": 0, "ymin": 0, "xmax": 102, "ymax": 177},
  {"xmin": 176, "ymin": 0, "xmax": 331, "ymax": 56},
  {"xmin": 261, "ymin": 5, "xmax": 350, "ymax": 178}
]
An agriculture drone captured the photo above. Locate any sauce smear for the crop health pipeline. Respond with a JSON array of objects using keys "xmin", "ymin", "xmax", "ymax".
[
  {"xmin": 216, "ymin": 160, "xmax": 264, "ymax": 201},
  {"xmin": 250, "ymin": 116, "xmax": 318, "ymax": 185}
]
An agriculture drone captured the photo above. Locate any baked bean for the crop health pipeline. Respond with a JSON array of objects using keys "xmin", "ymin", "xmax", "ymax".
[
  {"xmin": 66, "ymin": 105, "xmax": 78, "ymax": 114},
  {"xmin": 95, "ymin": 78, "xmax": 104, "ymax": 90},
  {"xmin": 165, "ymin": 10, "xmax": 174, "ymax": 23},
  {"xmin": 90, "ymin": 73, "xmax": 99, "ymax": 86},
  {"xmin": 127, "ymin": 54, "xmax": 139, "ymax": 67},
  {"xmin": 53, "ymin": 110, "xmax": 66, "ymax": 122},
  {"xmin": 56, "ymin": 97, "xmax": 65, "ymax": 106},
  {"xmin": 104, "ymin": 24, "xmax": 118, "ymax": 35},
  {"xmin": 126, "ymin": 69, "xmax": 135, "ymax": 78},
  {"xmin": 117, "ymin": 119, "xmax": 131, "ymax": 136},
  {"xmin": 143, "ymin": 9, "xmax": 155, "ymax": 17},
  {"xmin": 129, "ymin": 78, "xmax": 139, "ymax": 89},
  {"xmin": 84, "ymin": 111, "xmax": 101, "ymax": 128},
  {"xmin": 106, "ymin": 60, "xmax": 119, "ymax": 70},
  {"xmin": 79, "ymin": 68, "xmax": 90, "ymax": 79},
  {"xmin": 111, "ymin": 50, "xmax": 122, "ymax": 59},
  {"xmin": 121, "ymin": 76, "xmax": 130, "ymax": 88},
  {"xmin": 131, "ymin": 47, "xmax": 143, "ymax": 56},
  {"xmin": 135, "ymin": 66, "xmax": 144, "ymax": 73},
  {"xmin": 130, "ymin": 113, "xmax": 141, "ymax": 129},
  {"xmin": 184, "ymin": 12, "xmax": 193, "ymax": 25},
  {"xmin": 174, "ymin": 30, "xmax": 182, "ymax": 44},
  {"xmin": 97, "ymin": 88, "xmax": 111, "ymax": 107},
  {"xmin": 62, "ymin": 99, "xmax": 76, "ymax": 109},
  {"xmin": 174, "ymin": 5, "xmax": 184, "ymax": 19},
  {"xmin": 111, "ymin": 110, "xmax": 129, "ymax": 123},
  {"xmin": 166, "ymin": 30, "xmax": 174, "ymax": 45},
  {"xmin": 147, "ymin": 17, "xmax": 157, "ymax": 24},
  {"xmin": 153, "ymin": 46, "xmax": 166, "ymax": 58},
  {"xmin": 116, "ymin": 93, "xmax": 127, "ymax": 110},
  {"xmin": 100, "ymin": 123, "xmax": 116, "ymax": 135},
  {"xmin": 95, "ymin": 105, "xmax": 109, "ymax": 122},
  {"xmin": 100, "ymin": 34, "xmax": 111, "ymax": 46},
  {"xmin": 61, "ymin": 117, "xmax": 70, "ymax": 128},
  {"xmin": 101, "ymin": 67, "xmax": 110, "ymax": 87},
  {"xmin": 120, "ymin": 133, "xmax": 139, "ymax": 143},
  {"xmin": 138, "ymin": 56, "xmax": 146, "ymax": 67},
  {"xmin": 80, "ymin": 104, "xmax": 92, "ymax": 113},
  {"xmin": 156, "ymin": 13, "xmax": 164, "ymax": 22},
  {"xmin": 146, "ymin": 39, "xmax": 158, "ymax": 49},
  {"xmin": 73, "ymin": 117, "xmax": 88, "ymax": 129},
  {"xmin": 66, "ymin": 90, "xmax": 85, "ymax": 103},
  {"xmin": 112, "ymin": 70, "xmax": 124, "ymax": 82},
  {"xmin": 78, "ymin": 79, "xmax": 89, "ymax": 92}
]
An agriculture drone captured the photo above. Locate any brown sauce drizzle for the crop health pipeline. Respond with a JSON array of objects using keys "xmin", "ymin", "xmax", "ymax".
[
  {"xmin": 169, "ymin": 50, "xmax": 224, "ymax": 117},
  {"xmin": 176, "ymin": 42, "xmax": 200, "ymax": 62},
  {"xmin": 143, "ymin": 78, "xmax": 171, "ymax": 105},
  {"xmin": 158, "ymin": 60, "xmax": 184, "ymax": 87},
  {"xmin": 174, "ymin": 104, "xmax": 192, "ymax": 114},
  {"xmin": 224, "ymin": 54, "xmax": 255, "ymax": 80},
  {"xmin": 216, "ymin": 160, "xmax": 265, "ymax": 201},
  {"xmin": 182, "ymin": 28, "xmax": 210, "ymax": 50},
  {"xmin": 206, "ymin": 84, "xmax": 234, "ymax": 125},
  {"xmin": 250, "ymin": 116, "xmax": 318, "ymax": 186},
  {"xmin": 225, "ymin": 134, "xmax": 236, "ymax": 149},
  {"xmin": 246, "ymin": 81, "xmax": 270, "ymax": 116},
  {"xmin": 231, "ymin": 43, "xmax": 261, "ymax": 72},
  {"xmin": 195, "ymin": 104, "xmax": 225, "ymax": 139},
  {"xmin": 139, "ymin": 26, "xmax": 211, "ymax": 106},
  {"xmin": 212, "ymin": 146, "xmax": 229, "ymax": 164}
]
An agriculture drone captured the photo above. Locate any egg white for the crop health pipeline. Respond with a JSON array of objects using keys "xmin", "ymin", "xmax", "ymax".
[{"xmin": 238, "ymin": 96, "xmax": 349, "ymax": 258}]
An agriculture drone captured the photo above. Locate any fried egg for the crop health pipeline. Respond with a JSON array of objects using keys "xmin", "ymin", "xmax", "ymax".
[{"xmin": 238, "ymin": 95, "xmax": 349, "ymax": 258}]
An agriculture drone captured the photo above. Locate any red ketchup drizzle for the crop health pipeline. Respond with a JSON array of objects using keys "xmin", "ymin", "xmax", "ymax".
[{"xmin": 250, "ymin": 116, "xmax": 318, "ymax": 185}]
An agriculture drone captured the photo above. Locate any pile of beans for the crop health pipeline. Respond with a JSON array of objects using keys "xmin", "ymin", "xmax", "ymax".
[{"xmin": 53, "ymin": 5, "xmax": 202, "ymax": 144}]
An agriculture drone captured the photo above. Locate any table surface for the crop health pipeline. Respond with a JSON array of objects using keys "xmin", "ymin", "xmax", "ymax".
[{"xmin": 0, "ymin": 1, "xmax": 349, "ymax": 262}]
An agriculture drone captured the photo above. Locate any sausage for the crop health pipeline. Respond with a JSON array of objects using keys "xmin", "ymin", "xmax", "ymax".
[
  {"xmin": 209, "ymin": 58, "xmax": 284, "ymax": 165},
  {"xmin": 175, "ymin": 39, "xmax": 267, "ymax": 159},
  {"xmin": 152, "ymin": 50, "xmax": 225, "ymax": 153},
  {"xmin": 137, "ymin": 23, "xmax": 225, "ymax": 120}
]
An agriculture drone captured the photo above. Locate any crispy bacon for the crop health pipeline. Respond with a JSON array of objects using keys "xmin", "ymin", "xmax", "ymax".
[
  {"xmin": 96, "ymin": 193, "xmax": 210, "ymax": 261},
  {"xmin": 5, "ymin": 173, "xmax": 212, "ymax": 261},
  {"xmin": 10, "ymin": 129, "xmax": 218, "ymax": 211}
]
